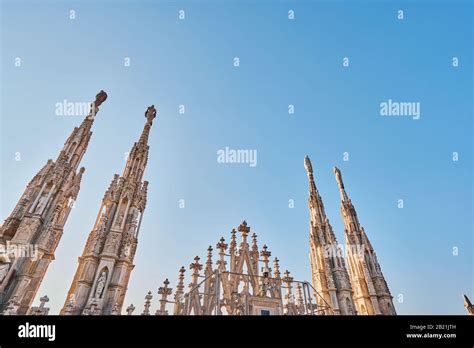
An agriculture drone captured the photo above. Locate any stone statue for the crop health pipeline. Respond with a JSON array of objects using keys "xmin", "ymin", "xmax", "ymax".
[
  {"xmin": 94, "ymin": 271, "xmax": 107, "ymax": 299},
  {"xmin": 116, "ymin": 212, "xmax": 124, "ymax": 227},
  {"xmin": 34, "ymin": 193, "xmax": 48, "ymax": 214},
  {"xmin": 94, "ymin": 90, "xmax": 108, "ymax": 108},
  {"xmin": 89, "ymin": 91, "xmax": 107, "ymax": 118},
  {"xmin": 130, "ymin": 209, "xmax": 139, "ymax": 225},
  {"xmin": 145, "ymin": 105, "xmax": 157, "ymax": 124}
]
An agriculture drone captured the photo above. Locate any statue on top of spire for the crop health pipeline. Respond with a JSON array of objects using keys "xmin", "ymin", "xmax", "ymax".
[
  {"xmin": 94, "ymin": 90, "xmax": 108, "ymax": 108},
  {"xmin": 89, "ymin": 90, "xmax": 107, "ymax": 118},
  {"xmin": 145, "ymin": 105, "xmax": 157, "ymax": 124}
]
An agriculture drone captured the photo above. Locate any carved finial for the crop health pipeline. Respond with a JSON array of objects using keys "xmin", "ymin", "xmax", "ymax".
[
  {"xmin": 283, "ymin": 270, "xmax": 293, "ymax": 282},
  {"xmin": 142, "ymin": 291, "xmax": 153, "ymax": 315},
  {"xmin": 238, "ymin": 221, "xmax": 250, "ymax": 246},
  {"xmin": 251, "ymin": 233, "xmax": 259, "ymax": 253},
  {"xmin": 261, "ymin": 244, "xmax": 270, "ymax": 257},
  {"xmin": 333, "ymin": 166, "xmax": 344, "ymax": 186},
  {"xmin": 158, "ymin": 278, "xmax": 173, "ymax": 296},
  {"xmin": 238, "ymin": 221, "xmax": 249, "ymax": 232},
  {"xmin": 39, "ymin": 295, "xmax": 49, "ymax": 308},
  {"xmin": 126, "ymin": 304, "xmax": 135, "ymax": 315},
  {"xmin": 216, "ymin": 237, "xmax": 228, "ymax": 270},
  {"xmin": 296, "ymin": 283, "xmax": 304, "ymax": 306},
  {"xmin": 304, "ymin": 155, "xmax": 313, "ymax": 174},
  {"xmin": 273, "ymin": 257, "xmax": 281, "ymax": 279},
  {"xmin": 205, "ymin": 246, "xmax": 213, "ymax": 273},
  {"xmin": 216, "ymin": 237, "xmax": 227, "ymax": 251},
  {"xmin": 179, "ymin": 265, "xmax": 186, "ymax": 277},
  {"xmin": 229, "ymin": 228, "xmax": 237, "ymax": 252},
  {"xmin": 156, "ymin": 279, "xmax": 173, "ymax": 315},
  {"xmin": 190, "ymin": 256, "xmax": 203, "ymax": 275},
  {"xmin": 260, "ymin": 245, "xmax": 271, "ymax": 277},
  {"xmin": 333, "ymin": 166, "xmax": 349, "ymax": 202},
  {"xmin": 174, "ymin": 267, "xmax": 186, "ymax": 302}
]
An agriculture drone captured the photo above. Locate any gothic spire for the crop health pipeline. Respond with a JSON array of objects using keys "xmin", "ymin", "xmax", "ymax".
[
  {"xmin": 464, "ymin": 294, "xmax": 474, "ymax": 315},
  {"xmin": 334, "ymin": 167, "xmax": 396, "ymax": 315},
  {"xmin": 122, "ymin": 105, "xmax": 157, "ymax": 182},
  {"xmin": 305, "ymin": 155, "xmax": 355, "ymax": 315},
  {"xmin": 333, "ymin": 166, "xmax": 349, "ymax": 202},
  {"xmin": 0, "ymin": 90, "xmax": 107, "ymax": 314},
  {"xmin": 61, "ymin": 103, "xmax": 157, "ymax": 316},
  {"xmin": 139, "ymin": 105, "xmax": 156, "ymax": 145},
  {"xmin": 304, "ymin": 155, "xmax": 328, "ymax": 227},
  {"xmin": 57, "ymin": 90, "xmax": 107, "ymax": 169}
]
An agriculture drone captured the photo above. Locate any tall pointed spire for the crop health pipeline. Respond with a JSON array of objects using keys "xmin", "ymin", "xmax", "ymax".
[
  {"xmin": 334, "ymin": 167, "xmax": 396, "ymax": 315},
  {"xmin": 334, "ymin": 166, "xmax": 349, "ymax": 202},
  {"xmin": 122, "ymin": 105, "xmax": 156, "ymax": 182},
  {"xmin": 61, "ymin": 105, "xmax": 157, "ymax": 315},
  {"xmin": 304, "ymin": 156, "xmax": 356, "ymax": 315},
  {"xmin": 304, "ymin": 155, "xmax": 328, "ymax": 227},
  {"xmin": 464, "ymin": 294, "xmax": 474, "ymax": 315},
  {"xmin": 0, "ymin": 90, "xmax": 107, "ymax": 314}
]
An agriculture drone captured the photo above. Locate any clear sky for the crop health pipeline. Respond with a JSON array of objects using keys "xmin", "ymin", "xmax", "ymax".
[{"xmin": 1, "ymin": 0, "xmax": 472, "ymax": 315}]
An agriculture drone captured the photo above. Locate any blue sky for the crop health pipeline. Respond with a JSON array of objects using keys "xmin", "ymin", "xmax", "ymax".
[{"xmin": 1, "ymin": 0, "xmax": 472, "ymax": 314}]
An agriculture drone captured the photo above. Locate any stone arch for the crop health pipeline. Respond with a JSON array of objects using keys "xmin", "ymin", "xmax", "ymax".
[{"xmin": 67, "ymin": 141, "xmax": 78, "ymax": 158}]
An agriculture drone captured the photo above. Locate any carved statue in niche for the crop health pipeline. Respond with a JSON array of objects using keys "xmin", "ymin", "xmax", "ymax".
[
  {"xmin": 57, "ymin": 199, "xmax": 72, "ymax": 226},
  {"xmin": 115, "ymin": 212, "xmax": 124, "ymax": 227},
  {"xmin": 130, "ymin": 209, "xmax": 139, "ymax": 225},
  {"xmin": 94, "ymin": 271, "xmax": 107, "ymax": 299},
  {"xmin": 126, "ymin": 210, "xmax": 139, "ymax": 237},
  {"xmin": 51, "ymin": 204, "xmax": 63, "ymax": 226},
  {"xmin": 34, "ymin": 193, "xmax": 48, "ymax": 214}
]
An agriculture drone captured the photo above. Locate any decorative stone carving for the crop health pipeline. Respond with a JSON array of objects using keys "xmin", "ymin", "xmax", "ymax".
[{"xmin": 104, "ymin": 232, "xmax": 121, "ymax": 254}]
